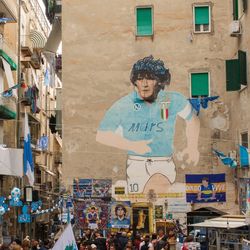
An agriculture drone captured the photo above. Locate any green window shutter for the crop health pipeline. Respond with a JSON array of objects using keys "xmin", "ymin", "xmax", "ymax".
[
  {"xmin": 226, "ymin": 59, "xmax": 240, "ymax": 91},
  {"xmin": 233, "ymin": 0, "xmax": 239, "ymax": 20},
  {"xmin": 238, "ymin": 50, "xmax": 247, "ymax": 85},
  {"xmin": 243, "ymin": 0, "xmax": 248, "ymax": 12},
  {"xmin": 136, "ymin": 8, "xmax": 153, "ymax": 36},
  {"xmin": 191, "ymin": 73, "xmax": 209, "ymax": 97},
  {"xmin": 194, "ymin": 6, "xmax": 209, "ymax": 25}
]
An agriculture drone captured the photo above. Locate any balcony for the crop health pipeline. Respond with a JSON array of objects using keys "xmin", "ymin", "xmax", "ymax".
[{"xmin": 0, "ymin": 0, "xmax": 18, "ymax": 22}]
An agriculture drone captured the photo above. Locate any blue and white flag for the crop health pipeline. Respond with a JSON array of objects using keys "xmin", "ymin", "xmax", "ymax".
[
  {"xmin": 52, "ymin": 224, "xmax": 77, "ymax": 250},
  {"xmin": 213, "ymin": 149, "xmax": 237, "ymax": 168},
  {"xmin": 188, "ymin": 96, "xmax": 219, "ymax": 115},
  {"xmin": 239, "ymin": 145, "xmax": 250, "ymax": 167},
  {"xmin": 23, "ymin": 112, "xmax": 34, "ymax": 186}
]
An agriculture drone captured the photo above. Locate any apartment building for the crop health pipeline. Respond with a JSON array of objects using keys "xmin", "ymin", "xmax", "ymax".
[
  {"xmin": 62, "ymin": 0, "xmax": 248, "ymax": 234},
  {"xmin": 0, "ymin": 0, "xmax": 62, "ymax": 242}
]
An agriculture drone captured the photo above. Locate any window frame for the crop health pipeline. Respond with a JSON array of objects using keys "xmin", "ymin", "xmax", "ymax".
[
  {"xmin": 135, "ymin": 5, "xmax": 154, "ymax": 37},
  {"xmin": 193, "ymin": 4, "xmax": 212, "ymax": 34},
  {"xmin": 189, "ymin": 71, "xmax": 211, "ymax": 98},
  {"xmin": 241, "ymin": 131, "xmax": 248, "ymax": 148}
]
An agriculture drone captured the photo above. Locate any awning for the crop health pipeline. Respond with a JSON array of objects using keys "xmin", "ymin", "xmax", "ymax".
[
  {"xmin": 43, "ymin": 19, "xmax": 61, "ymax": 53},
  {"xmin": 0, "ymin": 147, "xmax": 23, "ymax": 176},
  {"xmin": 0, "ymin": 104, "xmax": 16, "ymax": 119},
  {"xmin": 190, "ymin": 216, "xmax": 248, "ymax": 229},
  {"xmin": 0, "ymin": 50, "xmax": 17, "ymax": 70},
  {"xmin": 30, "ymin": 30, "xmax": 46, "ymax": 49},
  {"xmin": 1, "ymin": 56, "xmax": 17, "ymax": 97}
]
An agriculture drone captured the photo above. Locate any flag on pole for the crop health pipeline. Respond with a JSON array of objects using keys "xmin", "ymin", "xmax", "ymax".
[
  {"xmin": 52, "ymin": 224, "xmax": 77, "ymax": 250},
  {"xmin": 213, "ymin": 149, "xmax": 237, "ymax": 168},
  {"xmin": 239, "ymin": 145, "xmax": 250, "ymax": 167},
  {"xmin": 23, "ymin": 112, "xmax": 34, "ymax": 186}
]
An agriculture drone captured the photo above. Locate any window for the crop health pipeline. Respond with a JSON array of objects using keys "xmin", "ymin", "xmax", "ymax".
[
  {"xmin": 136, "ymin": 7, "xmax": 153, "ymax": 36},
  {"xmin": 190, "ymin": 72, "xmax": 209, "ymax": 98},
  {"xmin": 226, "ymin": 50, "xmax": 247, "ymax": 91},
  {"xmin": 193, "ymin": 5, "xmax": 211, "ymax": 33},
  {"xmin": 233, "ymin": 0, "xmax": 247, "ymax": 20},
  {"xmin": 241, "ymin": 132, "xmax": 248, "ymax": 148}
]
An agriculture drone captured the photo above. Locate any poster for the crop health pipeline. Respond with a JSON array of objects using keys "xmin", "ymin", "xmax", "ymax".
[
  {"xmin": 154, "ymin": 205, "xmax": 163, "ymax": 219},
  {"xmin": 132, "ymin": 206, "xmax": 150, "ymax": 234},
  {"xmin": 186, "ymin": 174, "xmax": 226, "ymax": 203},
  {"xmin": 110, "ymin": 201, "xmax": 131, "ymax": 228},
  {"xmin": 74, "ymin": 200, "xmax": 110, "ymax": 230},
  {"xmin": 239, "ymin": 178, "xmax": 250, "ymax": 214},
  {"xmin": 73, "ymin": 179, "xmax": 112, "ymax": 198}
]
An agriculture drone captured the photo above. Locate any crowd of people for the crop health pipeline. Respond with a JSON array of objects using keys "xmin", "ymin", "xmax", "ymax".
[
  {"xmin": 76, "ymin": 228, "xmax": 191, "ymax": 250},
  {"xmin": 0, "ymin": 237, "xmax": 54, "ymax": 250},
  {"xmin": 0, "ymin": 228, "xmax": 194, "ymax": 250}
]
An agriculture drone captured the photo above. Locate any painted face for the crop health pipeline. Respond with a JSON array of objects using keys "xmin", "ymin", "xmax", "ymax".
[{"xmin": 136, "ymin": 78, "xmax": 157, "ymax": 101}]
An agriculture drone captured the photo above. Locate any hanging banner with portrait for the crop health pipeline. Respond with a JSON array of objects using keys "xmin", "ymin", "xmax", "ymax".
[
  {"xmin": 74, "ymin": 200, "xmax": 110, "ymax": 230},
  {"xmin": 110, "ymin": 201, "xmax": 131, "ymax": 228},
  {"xmin": 185, "ymin": 174, "xmax": 226, "ymax": 203},
  {"xmin": 73, "ymin": 179, "xmax": 112, "ymax": 198},
  {"xmin": 154, "ymin": 205, "xmax": 163, "ymax": 219}
]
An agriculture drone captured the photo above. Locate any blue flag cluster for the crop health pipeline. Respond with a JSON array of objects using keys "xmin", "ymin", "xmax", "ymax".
[
  {"xmin": 188, "ymin": 96, "xmax": 219, "ymax": 115},
  {"xmin": 213, "ymin": 149, "xmax": 237, "ymax": 169}
]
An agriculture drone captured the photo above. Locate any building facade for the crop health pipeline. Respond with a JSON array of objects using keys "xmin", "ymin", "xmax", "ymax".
[
  {"xmin": 63, "ymin": 0, "xmax": 249, "ymax": 234},
  {"xmin": 0, "ymin": 0, "xmax": 62, "ymax": 243}
]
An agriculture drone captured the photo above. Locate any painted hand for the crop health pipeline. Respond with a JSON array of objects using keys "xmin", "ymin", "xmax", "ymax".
[
  {"xmin": 131, "ymin": 139, "xmax": 152, "ymax": 154},
  {"xmin": 179, "ymin": 147, "xmax": 200, "ymax": 166}
]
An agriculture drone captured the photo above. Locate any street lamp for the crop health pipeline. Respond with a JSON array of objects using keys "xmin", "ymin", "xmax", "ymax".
[{"xmin": 24, "ymin": 186, "xmax": 33, "ymax": 202}]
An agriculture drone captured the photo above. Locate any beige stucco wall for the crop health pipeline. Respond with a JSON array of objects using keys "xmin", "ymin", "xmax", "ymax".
[{"xmin": 62, "ymin": 0, "xmax": 249, "ymax": 214}]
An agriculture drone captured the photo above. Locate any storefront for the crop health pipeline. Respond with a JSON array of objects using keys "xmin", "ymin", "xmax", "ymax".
[{"xmin": 191, "ymin": 215, "xmax": 250, "ymax": 250}]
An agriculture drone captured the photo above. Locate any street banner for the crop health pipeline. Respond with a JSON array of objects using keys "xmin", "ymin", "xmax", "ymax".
[
  {"xmin": 52, "ymin": 224, "xmax": 77, "ymax": 250},
  {"xmin": 110, "ymin": 201, "xmax": 131, "ymax": 228},
  {"xmin": 75, "ymin": 200, "xmax": 110, "ymax": 230},
  {"xmin": 186, "ymin": 173, "xmax": 226, "ymax": 203},
  {"xmin": 73, "ymin": 179, "xmax": 112, "ymax": 198}
]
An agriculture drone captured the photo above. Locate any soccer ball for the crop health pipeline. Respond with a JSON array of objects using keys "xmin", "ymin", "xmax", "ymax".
[{"xmin": 11, "ymin": 187, "xmax": 21, "ymax": 199}]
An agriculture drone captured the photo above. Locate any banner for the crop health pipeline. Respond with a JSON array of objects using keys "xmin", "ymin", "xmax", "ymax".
[
  {"xmin": 186, "ymin": 174, "xmax": 226, "ymax": 203},
  {"xmin": 73, "ymin": 179, "xmax": 112, "ymax": 198},
  {"xmin": 52, "ymin": 224, "xmax": 77, "ymax": 250},
  {"xmin": 74, "ymin": 200, "xmax": 110, "ymax": 230},
  {"xmin": 154, "ymin": 205, "xmax": 163, "ymax": 219},
  {"xmin": 110, "ymin": 201, "xmax": 131, "ymax": 228}
]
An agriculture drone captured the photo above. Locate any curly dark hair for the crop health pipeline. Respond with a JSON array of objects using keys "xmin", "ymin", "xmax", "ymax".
[
  {"xmin": 130, "ymin": 55, "xmax": 171, "ymax": 89},
  {"xmin": 115, "ymin": 204, "xmax": 126, "ymax": 215}
]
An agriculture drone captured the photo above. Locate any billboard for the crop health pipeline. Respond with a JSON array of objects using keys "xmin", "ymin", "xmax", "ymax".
[{"xmin": 186, "ymin": 174, "xmax": 226, "ymax": 203}]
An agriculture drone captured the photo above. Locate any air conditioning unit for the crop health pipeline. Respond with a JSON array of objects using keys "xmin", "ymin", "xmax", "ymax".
[{"xmin": 230, "ymin": 20, "xmax": 242, "ymax": 36}]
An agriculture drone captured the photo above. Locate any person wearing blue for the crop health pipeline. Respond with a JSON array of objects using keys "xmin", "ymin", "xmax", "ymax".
[
  {"xmin": 112, "ymin": 204, "xmax": 130, "ymax": 228},
  {"xmin": 197, "ymin": 177, "xmax": 216, "ymax": 201},
  {"xmin": 96, "ymin": 56, "xmax": 200, "ymax": 193}
]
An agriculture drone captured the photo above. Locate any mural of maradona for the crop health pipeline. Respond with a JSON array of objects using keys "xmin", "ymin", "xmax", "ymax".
[{"xmin": 96, "ymin": 56, "xmax": 200, "ymax": 194}]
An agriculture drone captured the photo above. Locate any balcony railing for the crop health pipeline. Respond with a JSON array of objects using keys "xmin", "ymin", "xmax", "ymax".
[{"xmin": 28, "ymin": 0, "xmax": 51, "ymax": 38}]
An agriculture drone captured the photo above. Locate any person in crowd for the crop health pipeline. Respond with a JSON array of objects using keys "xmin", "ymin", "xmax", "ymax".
[
  {"xmin": 139, "ymin": 235, "xmax": 153, "ymax": 250},
  {"xmin": 155, "ymin": 229, "xmax": 167, "ymax": 250}
]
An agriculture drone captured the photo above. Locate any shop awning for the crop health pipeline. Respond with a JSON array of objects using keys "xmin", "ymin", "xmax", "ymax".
[
  {"xmin": 190, "ymin": 216, "xmax": 248, "ymax": 229},
  {"xmin": 30, "ymin": 30, "xmax": 46, "ymax": 49},
  {"xmin": 0, "ymin": 147, "xmax": 23, "ymax": 176}
]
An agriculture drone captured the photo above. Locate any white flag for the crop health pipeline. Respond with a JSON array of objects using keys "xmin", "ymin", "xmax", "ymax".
[{"xmin": 52, "ymin": 224, "xmax": 77, "ymax": 250}]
